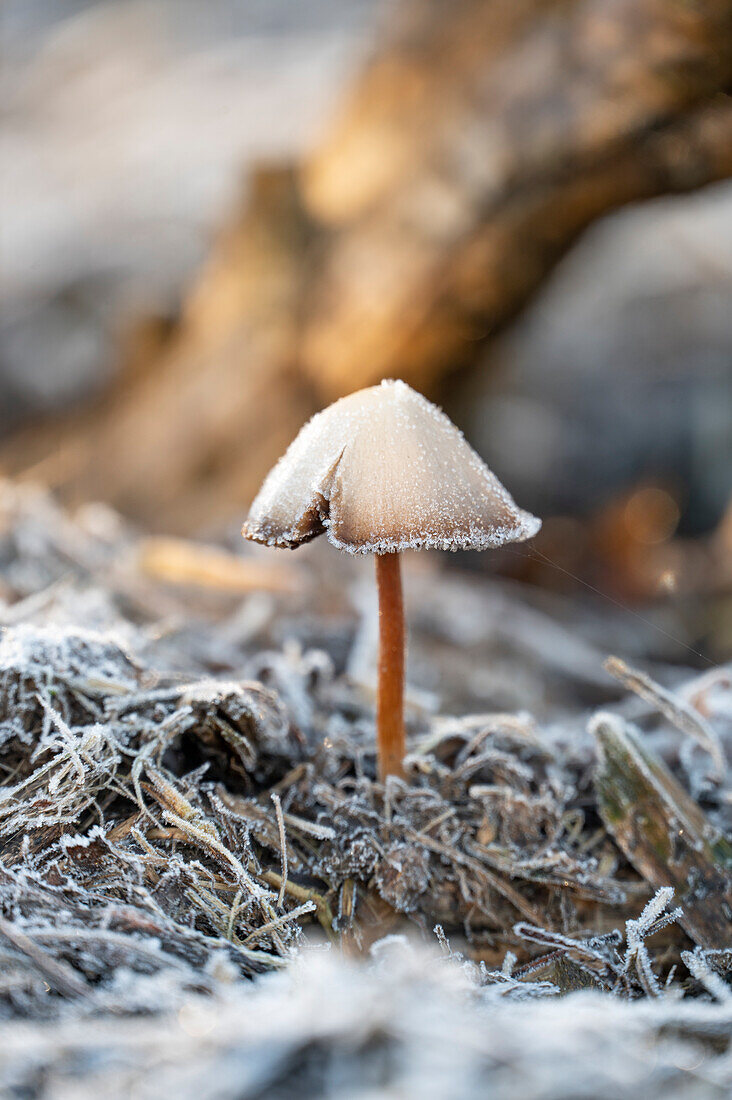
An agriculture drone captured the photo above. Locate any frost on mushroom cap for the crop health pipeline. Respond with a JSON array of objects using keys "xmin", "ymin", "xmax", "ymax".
[{"xmin": 242, "ymin": 380, "xmax": 541, "ymax": 554}]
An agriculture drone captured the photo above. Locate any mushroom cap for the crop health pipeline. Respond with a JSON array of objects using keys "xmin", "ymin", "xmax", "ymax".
[{"xmin": 242, "ymin": 379, "xmax": 541, "ymax": 554}]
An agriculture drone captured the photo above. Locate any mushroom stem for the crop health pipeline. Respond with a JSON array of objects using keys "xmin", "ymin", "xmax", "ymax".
[{"xmin": 375, "ymin": 551, "xmax": 406, "ymax": 781}]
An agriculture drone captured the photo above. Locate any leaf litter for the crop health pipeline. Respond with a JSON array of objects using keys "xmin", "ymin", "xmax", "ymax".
[{"xmin": 0, "ymin": 481, "xmax": 731, "ymax": 1097}]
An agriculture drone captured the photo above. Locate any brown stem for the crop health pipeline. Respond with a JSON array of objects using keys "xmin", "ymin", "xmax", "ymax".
[{"xmin": 375, "ymin": 551, "xmax": 406, "ymax": 781}]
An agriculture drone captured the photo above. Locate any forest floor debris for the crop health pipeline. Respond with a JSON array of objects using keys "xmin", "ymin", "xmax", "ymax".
[{"xmin": 0, "ymin": 480, "xmax": 730, "ymax": 1097}]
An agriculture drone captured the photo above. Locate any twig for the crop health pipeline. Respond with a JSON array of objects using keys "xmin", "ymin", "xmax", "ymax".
[
  {"xmin": 271, "ymin": 791, "xmax": 287, "ymax": 909},
  {"xmin": 604, "ymin": 657, "xmax": 726, "ymax": 779}
]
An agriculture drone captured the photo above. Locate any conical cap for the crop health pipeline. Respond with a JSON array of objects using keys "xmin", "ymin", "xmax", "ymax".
[{"xmin": 243, "ymin": 380, "xmax": 540, "ymax": 554}]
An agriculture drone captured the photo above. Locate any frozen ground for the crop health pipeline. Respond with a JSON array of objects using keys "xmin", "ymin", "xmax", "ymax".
[
  {"xmin": 3, "ymin": 937, "xmax": 732, "ymax": 1099},
  {"xmin": 0, "ymin": 482, "xmax": 731, "ymax": 1097}
]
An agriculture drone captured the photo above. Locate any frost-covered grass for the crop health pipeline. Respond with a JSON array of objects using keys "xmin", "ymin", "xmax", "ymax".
[
  {"xmin": 0, "ymin": 482, "xmax": 730, "ymax": 1097},
  {"xmin": 2, "ymin": 936, "xmax": 732, "ymax": 1099}
]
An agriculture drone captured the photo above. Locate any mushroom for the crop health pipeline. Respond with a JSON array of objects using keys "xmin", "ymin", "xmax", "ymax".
[{"xmin": 243, "ymin": 379, "xmax": 540, "ymax": 781}]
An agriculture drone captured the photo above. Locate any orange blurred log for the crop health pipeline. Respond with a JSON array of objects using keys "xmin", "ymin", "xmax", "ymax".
[{"xmin": 2, "ymin": 0, "xmax": 732, "ymax": 530}]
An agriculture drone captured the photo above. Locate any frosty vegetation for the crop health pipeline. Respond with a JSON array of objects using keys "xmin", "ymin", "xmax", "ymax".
[{"xmin": 0, "ymin": 481, "xmax": 731, "ymax": 1098}]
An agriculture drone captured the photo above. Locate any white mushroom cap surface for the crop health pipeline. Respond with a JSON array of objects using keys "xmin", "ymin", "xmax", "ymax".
[{"xmin": 243, "ymin": 380, "xmax": 541, "ymax": 554}]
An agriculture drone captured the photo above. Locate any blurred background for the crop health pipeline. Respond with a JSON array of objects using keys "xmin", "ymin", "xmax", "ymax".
[{"xmin": 2, "ymin": 0, "xmax": 731, "ymax": 667}]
